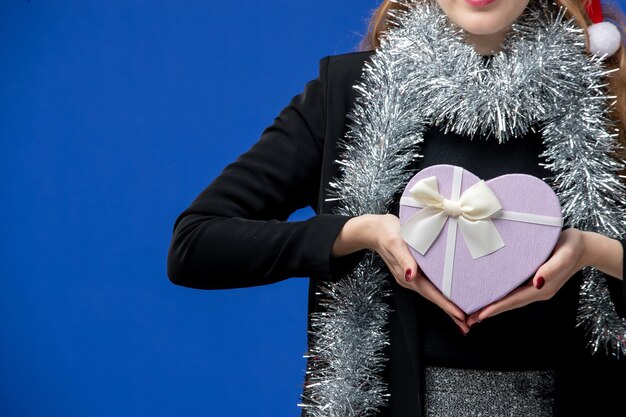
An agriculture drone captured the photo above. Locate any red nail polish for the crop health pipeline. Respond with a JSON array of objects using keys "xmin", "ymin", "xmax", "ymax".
[
  {"xmin": 405, "ymin": 269, "xmax": 412, "ymax": 282},
  {"xmin": 536, "ymin": 276, "xmax": 545, "ymax": 290}
]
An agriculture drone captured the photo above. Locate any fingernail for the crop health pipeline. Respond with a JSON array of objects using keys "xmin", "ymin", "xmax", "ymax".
[
  {"xmin": 535, "ymin": 276, "xmax": 545, "ymax": 290},
  {"xmin": 405, "ymin": 269, "xmax": 412, "ymax": 282},
  {"xmin": 457, "ymin": 326, "xmax": 467, "ymax": 336}
]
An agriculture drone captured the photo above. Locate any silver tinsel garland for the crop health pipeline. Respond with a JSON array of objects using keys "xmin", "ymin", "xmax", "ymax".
[{"xmin": 300, "ymin": 0, "xmax": 626, "ymax": 415}]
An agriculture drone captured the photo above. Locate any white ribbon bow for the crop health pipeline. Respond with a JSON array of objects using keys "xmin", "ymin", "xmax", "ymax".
[{"xmin": 399, "ymin": 174, "xmax": 505, "ymax": 259}]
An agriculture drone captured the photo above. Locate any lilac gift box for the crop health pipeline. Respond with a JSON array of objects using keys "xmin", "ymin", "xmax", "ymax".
[{"xmin": 398, "ymin": 164, "xmax": 563, "ymax": 315}]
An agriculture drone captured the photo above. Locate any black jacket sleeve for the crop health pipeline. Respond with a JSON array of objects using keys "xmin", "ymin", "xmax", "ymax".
[
  {"xmin": 167, "ymin": 56, "xmax": 354, "ymax": 290},
  {"xmin": 618, "ymin": 238, "xmax": 626, "ymax": 317},
  {"xmin": 606, "ymin": 238, "xmax": 626, "ymax": 318}
]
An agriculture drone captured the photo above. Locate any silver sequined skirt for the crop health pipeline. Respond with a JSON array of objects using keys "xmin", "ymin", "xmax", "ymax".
[{"xmin": 424, "ymin": 366, "xmax": 556, "ymax": 417}]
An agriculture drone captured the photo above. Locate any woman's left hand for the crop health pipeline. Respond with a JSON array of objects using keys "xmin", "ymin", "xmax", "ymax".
[{"xmin": 466, "ymin": 228, "xmax": 587, "ymax": 328}]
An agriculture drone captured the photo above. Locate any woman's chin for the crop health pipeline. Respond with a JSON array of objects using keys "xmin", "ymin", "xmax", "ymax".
[{"xmin": 452, "ymin": 15, "xmax": 511, "ymax": 36}]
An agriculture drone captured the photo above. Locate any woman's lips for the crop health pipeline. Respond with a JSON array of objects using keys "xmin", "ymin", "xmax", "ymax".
[{"xmin": 463, "ymin": 0, "xmax": 497, "ymax": 7}]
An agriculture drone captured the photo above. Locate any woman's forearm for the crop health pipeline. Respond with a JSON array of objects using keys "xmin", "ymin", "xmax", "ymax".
[
  {"xmin": 581, "ymin": 231, "xmax": 624, "ymax": 280},
  {"xmin": 331, "ymin": 214, "xmax": 379, "ymax": 257}
]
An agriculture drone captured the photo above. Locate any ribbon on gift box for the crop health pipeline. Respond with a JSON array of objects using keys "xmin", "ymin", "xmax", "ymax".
[{"xmin": 399, "ymin": 166, "xmax": 563, "ymax": 298}]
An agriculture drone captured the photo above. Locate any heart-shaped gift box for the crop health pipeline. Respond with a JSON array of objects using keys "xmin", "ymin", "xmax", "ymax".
[{"xmin": 398, "ymin": 164, "xmax": 563, "ymax": 315}]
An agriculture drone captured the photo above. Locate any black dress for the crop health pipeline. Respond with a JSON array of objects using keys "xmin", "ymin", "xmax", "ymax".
[{"xmin": 167, "ymin": 50, "xmax": 626, "ymax": 416}]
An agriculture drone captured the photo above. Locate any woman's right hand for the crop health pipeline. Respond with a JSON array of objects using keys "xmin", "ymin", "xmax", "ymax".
[{"xmin": 332, "ymin": 214, "xmax": 470, "ymax": 334}]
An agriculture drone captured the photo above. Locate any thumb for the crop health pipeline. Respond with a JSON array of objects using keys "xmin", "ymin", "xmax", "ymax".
[
  {"xmin": 396, "ymin": 248, "xmax": 418, "ymax": 282},
  {"xmin": 533, "ymin": 261, "xmax": 555, "ymax": 290},
  {"xmin": 391, "ymin": 230, "xmax": 418, "ymax": 282}
]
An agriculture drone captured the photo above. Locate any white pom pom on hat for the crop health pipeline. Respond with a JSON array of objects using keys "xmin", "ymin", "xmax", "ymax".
[
  {"xmin": 585, "ymin": 0, "xmax": 623, "ymax": 57},
  {"xmin": 588, "ymin": 21, "xmax": 622, "ymax": 56}
]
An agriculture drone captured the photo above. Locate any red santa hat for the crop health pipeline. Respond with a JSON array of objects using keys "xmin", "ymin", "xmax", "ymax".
[{"xmin": 585, "ymin": 0, "xmax": 623, "ymax": 56}]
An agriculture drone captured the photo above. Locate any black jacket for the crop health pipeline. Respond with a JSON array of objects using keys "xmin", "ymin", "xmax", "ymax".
[{"xmin": 167, "ymin": 50, "xmax": 626, "ymax": 416}]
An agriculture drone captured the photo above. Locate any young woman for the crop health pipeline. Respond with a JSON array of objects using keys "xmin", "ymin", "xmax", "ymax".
[{"xmin": 167, "ymin": 0, "xmax": 626, "ymax": 415}]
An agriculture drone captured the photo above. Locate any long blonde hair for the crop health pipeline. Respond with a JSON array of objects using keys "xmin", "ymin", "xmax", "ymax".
[{"xmin": 359, "ymin": 0, "xmax": 626, "ymax": 149}]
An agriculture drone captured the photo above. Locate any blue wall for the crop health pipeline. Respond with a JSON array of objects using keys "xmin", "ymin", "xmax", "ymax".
[{"xmin": 1, "ymin": 1, "xmax": 624, "ymax": 416}]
